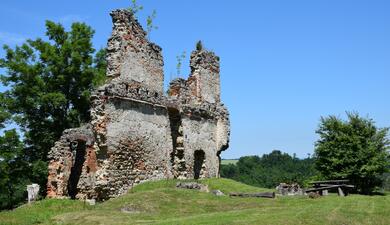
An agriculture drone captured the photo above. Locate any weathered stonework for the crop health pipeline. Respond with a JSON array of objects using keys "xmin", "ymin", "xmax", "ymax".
[{"xmin": 47, "ymin": 9, "xmax": 230, "ymax": 201}]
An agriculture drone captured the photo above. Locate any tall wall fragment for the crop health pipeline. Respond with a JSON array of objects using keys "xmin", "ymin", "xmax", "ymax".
[
  {"xmin": 47, "ymin": 9, "xmax": 230, "ymax": 201},
  {"xmin": 188, "ymin": 50, "xmax": 221, "ymax": 104},
  {"xmin": 107, "ymin": 9, "xmax": 164, "ymax": 93}
]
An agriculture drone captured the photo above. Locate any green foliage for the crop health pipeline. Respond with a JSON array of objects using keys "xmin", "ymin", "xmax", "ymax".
[
  {"xmin": 0, "ymin": 95, "xmax": 11, "ymax": 129},
  {"xmin": 220, "ymin": 163, "xmax": 238, "ymax": 177},
  {"xmin": 0, "ymin": 129, "xmax": 30, "ymax": 210},
  {"xmin": 221, "ymin": 150, "xmax": 317, "ymax": 188},
  {"xmin": 127, "ymin": 0, "xmax": 143, "ymax": 18},
  {"xmin": 1, "ymin": 20, "xmax": 105, "ymax": 161},
  {"xmin": 382, "ymin": 173, "xmax": 390, "ymax": 191},
  {"xmin": 0, "ymin": 101, "xmax": 29, "ymax": 210},
  {"xmin": 146, "ymin": 10, "xmax": 158, "ymax": 39},
  {"xmin": 314, "ymin": 112, "xmax": 390, "ymax": 194},
  {"xmin": 176, "ymin": 51, "xmax": 186, "ymax": 76},
  {"xmin": 128, "ymin": 1, "xmax": 158, "ymax": 39},
  {"xmin": 0, "ymin": 20, "xmax": 106, "ymax": 209},
  {"xmin": 93, "ymin": 48, "xmax": 107, "ymax": 87},
  {"xmin": 196, "ymin": 40, "xmax": 203, "ymax": 51}
]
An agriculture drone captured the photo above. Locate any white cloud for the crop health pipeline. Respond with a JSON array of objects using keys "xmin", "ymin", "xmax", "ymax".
[{"xmin": 0, "ymin": 32, "xmax": 26, "ymax": 45}]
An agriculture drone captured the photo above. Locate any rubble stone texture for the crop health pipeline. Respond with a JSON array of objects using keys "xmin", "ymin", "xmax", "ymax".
[
  {"xmin": 47, "ymin": 9, "xmax": 230, "ymax": 201},
  {"xmin": 276, "ymin": 183, "xmax": 303, "ymax": 196}
]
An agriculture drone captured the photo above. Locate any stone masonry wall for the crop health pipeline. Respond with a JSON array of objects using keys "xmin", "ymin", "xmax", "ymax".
[
  {"xmin": 47, "ymin": 125, "xmax": 95, "ymax": 199},
  {"xmin": 107, "ymin": 9, "xmax": 164, "ymax": 94},
  {"xmin": 188, "ymin": 50, "xmax": 221, "ymax": 104},
  {"xmin": 47, "ymin": 9, "xmax": 230, "ymax": 201}
]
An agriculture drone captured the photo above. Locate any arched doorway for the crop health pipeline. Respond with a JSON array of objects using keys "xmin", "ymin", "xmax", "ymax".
[
  {"xmin": 67, "ymin": 140, "xmax": 86, "ymax": 199},
  {"xmin": 193, "ymin": 150, "xmax": 205, "ymax": 179}
]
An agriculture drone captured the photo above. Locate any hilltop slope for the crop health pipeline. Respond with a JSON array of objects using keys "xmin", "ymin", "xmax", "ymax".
[{"xmin": 0, "ymin": 178, "xmax": 389, "ymax": 225}]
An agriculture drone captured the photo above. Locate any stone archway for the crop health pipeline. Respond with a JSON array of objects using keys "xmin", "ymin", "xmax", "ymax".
[{"xmin": 193, "ymin": 150, "xmax": 205, "ymax": 179}]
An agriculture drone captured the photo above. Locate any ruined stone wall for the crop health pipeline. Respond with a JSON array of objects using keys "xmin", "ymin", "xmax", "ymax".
[
  {"xmin": 47, "ymin": 9, "xmax": 229, "ymax": 201},
  {"xmin": 107, "ymin": 10, "xmax": 164, "ymax": 94},
  {"xmin": 188, "ymin": 50, "xmax": 221, "ymax": 104},
  {"xmin": 98, "ymin": 98, "xmax": 173, "ymax": 198},
  {"xmin": 47, "ymin": 125, "xmax": 96, "ymax": 199},
  {"xmin": 181, "ymin": 117, "xmax": 218, "ymax": 178}
]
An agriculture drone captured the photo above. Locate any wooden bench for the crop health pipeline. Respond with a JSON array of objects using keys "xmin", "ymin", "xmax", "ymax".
[{"xmin": 305, "ymin": 180, "xmax": 354, "ymax": 196}]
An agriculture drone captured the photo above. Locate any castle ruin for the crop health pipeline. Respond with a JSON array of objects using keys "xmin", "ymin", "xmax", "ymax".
[{"xmin": 47, "ymin": 9, "xmax": 230, "ymax": 200}]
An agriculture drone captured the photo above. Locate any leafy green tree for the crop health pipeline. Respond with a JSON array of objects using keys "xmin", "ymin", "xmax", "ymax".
[
  {"xmin": 381, "ymin": 172, "xmax": 390, "ymax": 191},
  {"xmin": 314, "ymin": 112, "xmax": 390, "ymax": 194},
  {"xmin": 0, "ymin": 20, "xmax": 106, "ymax": 207},
  {"xmin": 0, "ymin": 97, "xmax": 29, "ymax": 210},
  {"xmin": 219, "ymin": 163, "xmax": 238, "ymax": 178},
  {"xmin": 221, "ymin": 150, "xmax": 317, "ymax": 188},
  {"xmin": 0, "ymin": 21, "xmax": 106, "ymax": 162},
  {"xmin": 0, "ymin": 129, "xmax": 29, "ymax": 210}
]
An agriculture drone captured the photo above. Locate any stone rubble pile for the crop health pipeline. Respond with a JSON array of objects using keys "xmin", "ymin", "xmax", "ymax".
[
  {"xmin": 276, "ymin": 183, "xmax": 304, "ymax": 196},
  {"xmin": 176, "ymin": 182, "xmax": 209, "ymax": 192}
]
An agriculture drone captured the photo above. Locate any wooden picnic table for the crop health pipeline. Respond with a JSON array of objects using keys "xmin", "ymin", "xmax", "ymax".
[{"xmin": 305, "ymin": 180, "xmax": 354, "ymax": 196}]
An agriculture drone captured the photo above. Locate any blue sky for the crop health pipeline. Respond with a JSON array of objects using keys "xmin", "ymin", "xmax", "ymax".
[{"xmin": 1, "ymin": 0, "xmax": 389, "ymax": 159}]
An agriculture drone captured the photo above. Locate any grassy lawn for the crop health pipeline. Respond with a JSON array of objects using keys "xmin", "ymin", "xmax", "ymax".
[{"xmin": 1, "ymin": 178, "xmax": 389, "ymax": 225}]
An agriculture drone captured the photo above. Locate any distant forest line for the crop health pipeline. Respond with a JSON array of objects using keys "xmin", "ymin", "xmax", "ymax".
[{"xmin": 220, "ymin": 150, "xmax": 390, "ymax": 191}]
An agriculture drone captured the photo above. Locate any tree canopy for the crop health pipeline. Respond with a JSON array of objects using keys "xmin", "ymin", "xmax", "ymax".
[
  {"xmin": 0, "ymin": 20, "xmax": 106, "ymax": 210},
  {"xmin": 221, "ymin": 150, "xmax": 317, "ymax": 188},
  {"xmin": 314, "ymin": 112, "xmax": 390, "ymax": 194}
]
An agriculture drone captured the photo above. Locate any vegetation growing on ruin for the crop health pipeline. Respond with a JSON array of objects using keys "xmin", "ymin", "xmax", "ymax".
[
  {"xmin": 196, "ymin": 40, "xmax": 203, "ymax": 51},
  {"xmin": 127, "ymin": 0, "xmax": 143, "ymax": 17},
  {"xmin": 0, "ymin": 178, "xmax": 389, "ymax": 225},
  {"xmin": 176, "ymin": 51, "xmax": 186, "ymax": 76},
  {"xmin": 146, "ymin": 10, "xmax": 158, "ymax": 38},
  {"xmin": 128, "ymin": 0, "xmax": 158, "ymax": 39}
]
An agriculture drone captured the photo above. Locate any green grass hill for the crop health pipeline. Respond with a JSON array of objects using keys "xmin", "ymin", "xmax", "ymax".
[{"xmin": 1, "ymin": 178, "xmax": 389, "ymax": 225}]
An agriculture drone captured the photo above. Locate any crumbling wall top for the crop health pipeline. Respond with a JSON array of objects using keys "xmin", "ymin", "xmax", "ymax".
[
  {"xmin": 110, "ymin": 9, "xmax": 147, "ymax": 40},
  {"xmin": 106, "ymin": 9, "xmax": 164, "ymax": 94},
  {"xmin": 190, "ymin": 50, "xmax": 220, "ymax": 74},
  {"xmin": 167, "ymin": 48, "xmax": 223, "ymax": 108},
  {"xmin": 187, "ymin": 49, "xmax": 221, "ymax": 104}
]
